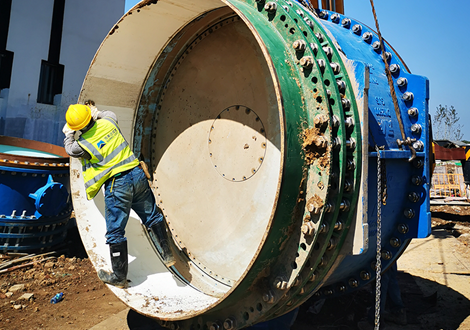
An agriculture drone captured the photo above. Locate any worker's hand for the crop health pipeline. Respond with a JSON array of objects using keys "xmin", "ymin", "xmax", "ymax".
[
  {"xmin": 85, "ymin": 100, "xmax": 100, "ymax": 120},
  {"xmin": 62, "ymin": 123, "xmax": 74, "ymax": 136},
  {"xmin": 90, "ymin": 105, "xmax": 100, "ymax": 120}
]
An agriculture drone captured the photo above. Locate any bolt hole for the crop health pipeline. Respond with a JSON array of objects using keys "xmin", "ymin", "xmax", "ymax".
[
  {"xmin": 243, "ymin": 312, "xmax": 249, "ymax": 320},
  {"xmin": 312, "ymin": 77, "xmax": 318, "ymax": 84},
  {"xmin": 316, "ymin": 96, "xmax": 323, "ymax": 103},
  {"xmin": 294, "ymin": 18, "xmax": 298, "ymax": 23},
  {"xmin": 250, "ymin": 307, "xmax": 254, "ymax": 313},
  {"xmin": 256, "ymin": 303, "xmax": 263, "ymax": 311},
  {"xmin": 285, "ymin": 24, "xmax": 288, "ymax": 28},
  {"xmin": 303, "ymin": 31, "xmax": 308, "ymax": 37},
  {"xmin": 300, "ymin": 243, "xmax": 307, "ymax": 251},
  {"xmin": 289, "ymin": 28, "xmax": 296, "ymax": 34},
  {"xmin": 313, "ymin": 88, "xmax": 318, "ymax": 93},
  {"xmin": 324, "ymin": 79, "xmax": 330, "ymax": 86},
  {"xmin": 329, "ymin": 98, "xmax": 335, "ymax": 105},
  {"xmin": 280, "ymin": 15, "xmax": 286, "ymax": 21},
  {"xmin": 291, "ymin": 261, "xmax": 298, "ymax": 269}
]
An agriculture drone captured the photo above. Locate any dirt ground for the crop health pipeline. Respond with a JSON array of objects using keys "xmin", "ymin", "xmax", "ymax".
[
  {"xmin": 0, "ymin": 205, "xmax": 469, "ymax": 330},
  {"xmin": 0, "ymin": 229, "xmax": 127, "ymax": 330}
]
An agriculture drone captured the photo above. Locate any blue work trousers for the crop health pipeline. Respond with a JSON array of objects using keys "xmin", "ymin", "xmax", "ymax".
[{"xmin": 103, "ymin": 166, "xmax": 162, "ymax": 244}]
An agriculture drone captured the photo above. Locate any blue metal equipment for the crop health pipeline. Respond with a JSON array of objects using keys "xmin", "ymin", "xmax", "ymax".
[
  {"xmin": 71, "ymin": 1, "xmax": 431, "ymax": 328},
  {"xmin": 0, "ymin": 136, "xmax": 71, "ymax": 252}
]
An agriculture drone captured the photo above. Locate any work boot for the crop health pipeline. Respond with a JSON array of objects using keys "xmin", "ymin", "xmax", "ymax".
[
  {"xmin": 149, "ymin": 221, "xmax": 176, "ymax": 267},
  {"xmin": 98, "ymin": 241, "xmax": 128, "ymax": 288}
]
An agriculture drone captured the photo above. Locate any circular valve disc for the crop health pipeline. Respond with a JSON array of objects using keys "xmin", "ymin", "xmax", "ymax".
[{"xmin": 209, "ymin": 105, "xmax": 267, "ymax": 182}]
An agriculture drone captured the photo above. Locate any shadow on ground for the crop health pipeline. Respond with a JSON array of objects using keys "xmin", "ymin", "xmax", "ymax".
[
  {"xmin": 122, "ymin": 270, "xmax": 470, "ymax": 330},
  {"xmin": 122, "ymin": 268, "xmax": 470, "ymax": 330},
  {"xmin": 292, "ymin": 271, "xmax": 470, "ymax": 330}
]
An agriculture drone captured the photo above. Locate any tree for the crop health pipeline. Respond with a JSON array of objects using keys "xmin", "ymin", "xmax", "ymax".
[{"xmin": 433, "ymin": 105, "xmax": 464, "ymax": 141}]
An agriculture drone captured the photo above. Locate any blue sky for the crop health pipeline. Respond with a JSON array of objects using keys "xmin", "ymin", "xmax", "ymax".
[{"xmin": 124, "ymin": 0, "xmax": 469, "ymax": 138}]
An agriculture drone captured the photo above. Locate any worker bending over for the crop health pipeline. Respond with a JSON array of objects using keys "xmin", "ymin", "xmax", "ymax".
[{"xmin": 63, "ymin": 102, "xmax": 175, "ymax": 288}]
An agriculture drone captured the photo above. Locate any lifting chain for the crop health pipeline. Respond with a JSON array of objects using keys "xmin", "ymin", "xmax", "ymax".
[
  {"xmin": 374, "ymin": 145, "xmax": 385, "ymax": 330},
  {"xmin": 380, "ymin": 150, "xmax": 387, "ymax": 206}
]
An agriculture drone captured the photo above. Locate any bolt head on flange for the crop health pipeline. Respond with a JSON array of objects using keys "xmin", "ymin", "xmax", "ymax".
[
  {"xmin": 223, "ymin": 318, "xmax": 235, "ymax": 330},
  {"xmin": 381, "ymin": 250, "xmax": 392, "ymax": 260},
  {"xmin": 264, "ymin": 2, "xmax": 277, "ymax": 12},
  {"xmin": 390, "ymin": 64, "xmax": 400, "ymax": 74},
  {"xmin": 209, "ymin": 323, "xmax": 221, "ymax": 330},
  {"xmin": 411, "ymin": 124, "xmax": 422, "ymax": 134},
  {"xmin": 408, "ymin": 108, "xmax": 419, "ymax": 117},
  {"xmin": 274, "ymin": 277, "xmax": 288, "ymax": 290},
  {"xmin": 301, "ymin": 221, "xmax": 315, "ymax": 236},
  {"xmin": 300, "ymin": 56, "xmax": 314, "ymax": 68},
  {"xmin": 314, "ymin": 136, "xmax": 328, "ymax": 148},
  {"xmin": 403, "ymin": 92, "xmax": 414, "ymax": 102},
  {"xmin": 293, "ymin": 40, "xmax": 307, "ymax": 52},
  {"xmin": 352, "ymin": 24, "xmax": 362, "ymax": 34},
  {"xmin": 263, "ymin": 291, "xmax": 275, "ymax": 304},
  {"xmin": 314, "ymin": 114, "xmax": 329, "ymax": 127}
]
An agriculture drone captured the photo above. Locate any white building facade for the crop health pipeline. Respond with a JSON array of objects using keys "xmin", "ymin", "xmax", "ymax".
[{"xmin": 0, "ymin": 0, "xmax": 125, "ymax": 146}]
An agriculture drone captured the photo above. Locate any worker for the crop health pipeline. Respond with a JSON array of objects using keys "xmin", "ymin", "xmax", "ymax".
[{"xmin": 62, "ymin": 101, "xmax": 175, "ymax": 288}]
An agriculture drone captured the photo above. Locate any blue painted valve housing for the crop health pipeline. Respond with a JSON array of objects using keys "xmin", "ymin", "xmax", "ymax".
[{"xmin": 0, "ymin": 136, "xmax": 71, "ymax": 252}]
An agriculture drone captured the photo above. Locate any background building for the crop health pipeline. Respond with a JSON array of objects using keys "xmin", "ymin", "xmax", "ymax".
[{"xmin": 0, "ymin": 0, "xmax": 125, "ymax": 146}]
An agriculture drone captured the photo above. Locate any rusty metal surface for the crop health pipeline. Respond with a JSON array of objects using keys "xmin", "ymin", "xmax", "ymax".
[{"xmin": 0, "ymin": 136, "xmax": 69, "ymax": 170}]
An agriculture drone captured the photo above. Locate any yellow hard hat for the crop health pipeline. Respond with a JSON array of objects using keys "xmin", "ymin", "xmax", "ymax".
[{"xmin": 65, "ymin": 104, "xmax": 92, "ymax": 131}]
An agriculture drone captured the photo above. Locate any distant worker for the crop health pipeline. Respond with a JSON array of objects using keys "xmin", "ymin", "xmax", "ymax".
[{"xmin": 62, "ymin": 101, "xmax": 175, "ymax": 288}]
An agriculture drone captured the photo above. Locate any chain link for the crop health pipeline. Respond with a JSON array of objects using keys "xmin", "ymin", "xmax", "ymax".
[
  {"xmin": 374, "ymin": 146, "xmax": 383, "ymax": 330},
  {"xmin": 381, "ymin": 158, "xmax": 387, "ymax": 205}
]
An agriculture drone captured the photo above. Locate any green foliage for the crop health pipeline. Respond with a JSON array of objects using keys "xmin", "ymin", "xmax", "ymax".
[{"xmin": 433, "ymin": 105, "xmax": 463, "ymax": 140}]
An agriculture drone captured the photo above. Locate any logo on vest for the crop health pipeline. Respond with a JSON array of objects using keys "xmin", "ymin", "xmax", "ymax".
[
  {"xmin": 97, "ymin": 140, "xmax": 106, "ymax": 149},
  {"xmin": 96, "ymin": 128, "xmax": 118, "ymax": 149}
]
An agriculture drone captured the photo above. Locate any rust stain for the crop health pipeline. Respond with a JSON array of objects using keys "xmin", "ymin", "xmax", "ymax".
[
  {"xmin": 302, "ymin": 116, "xmax": 330, "ymax": 168},
  {"xmin": 307, "ymin": 195, "xmax": 324, "ymax": 211},
  {"xmin": 109, "ymin": 24, "xmax": 119, "ymax": 35},
  {"xmin": 136, "ymin": 0, "xmax": 158, "ymax": 9}
]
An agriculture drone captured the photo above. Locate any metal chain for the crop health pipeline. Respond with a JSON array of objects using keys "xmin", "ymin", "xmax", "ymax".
[
  {"xmin": 381, "ymin": 158, "xmax": 387, "ymax": 205},
  {"xmin": 374, "ymin": 145, "xmax": 383, "ymax": 330}
]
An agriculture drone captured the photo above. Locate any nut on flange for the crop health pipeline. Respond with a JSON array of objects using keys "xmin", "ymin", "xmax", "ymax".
[
  {"xmin": 263, "ymin": 291, "xmax": 275, "ymax": 304},
  {"xmin": 264, "ymin": 2, "xmax": 277, "ymax": 12},
  {"xmin": 300, "ymin": 56, "xmax": 314, "ymax": 69},
  {"xmin": 293, "ymin": 39, "xmax": 307, "ymax": 52},
  {"xmin": 314, "ymin": 114, "xmax": 329, "ymax": 127},
  {"xmin": 274, "ymin": 276, "xmax": 288, "ymax": 290},
  {"xmin": 301, "ymin": 221, "xmax": 315, "ymax": 236},
  {"xmin": 223, "ymin": 318, "xmax": 235, "ymax": 330}
]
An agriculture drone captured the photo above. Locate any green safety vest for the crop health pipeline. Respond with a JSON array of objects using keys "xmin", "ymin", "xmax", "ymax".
[{"xmin": 77, "ymin": 117, "xmax": 139, "ymax": 200}]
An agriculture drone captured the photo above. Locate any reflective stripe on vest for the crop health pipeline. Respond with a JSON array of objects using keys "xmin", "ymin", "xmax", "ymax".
[{"xmin": 78, "ymin": 118, "xmax": 139, "ymax": 200}]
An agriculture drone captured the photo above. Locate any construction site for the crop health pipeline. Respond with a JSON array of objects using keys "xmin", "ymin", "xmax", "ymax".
[{"xmin": 1, "ymin": 0, "xmax": 469, "ymax": 329}]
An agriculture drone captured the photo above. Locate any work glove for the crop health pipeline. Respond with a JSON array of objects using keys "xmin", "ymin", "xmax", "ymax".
[
  {"xmin": 62, "ymin": 123, "xmax": 74, "ymax": 136},
  {"xmin": 85, "ymin": 100, "xmax": 100, "ymax": 120},
  {"xmin": 90, "ymin": 105, "xmax": 100, "ymax": 120}
]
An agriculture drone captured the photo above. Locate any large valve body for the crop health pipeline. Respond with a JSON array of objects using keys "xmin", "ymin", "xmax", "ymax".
[{"xmin": 71, "ymin": 1, "xmax": 431, "ymax": 328}]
